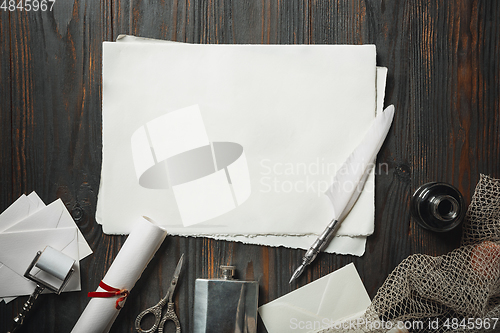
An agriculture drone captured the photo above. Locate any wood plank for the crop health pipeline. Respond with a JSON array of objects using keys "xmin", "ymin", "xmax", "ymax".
[
  {"xmin": 0, "ymin": 11, "xmax": 12, "ymax": 211},
  {"xmin": 112, "ymin": 0, "xmax": 195, "ymax": 42},
  {"xmin": 401, "ymin": 1, "xmax": 500, "ymax": 256},
  {"xmin": 0, "ymin": 9, "xmax": 13, "ymax": 330},
  {"xmin": 471, "ymin": 1, "xmax": 500, "ymax": 180},
  {"xmin": 405, "ymin": 1, "xmax": 466, "ymax": 256},
  {"xmin": 1, "ymin": 0, "xmax": 112, "ymax": 331}
]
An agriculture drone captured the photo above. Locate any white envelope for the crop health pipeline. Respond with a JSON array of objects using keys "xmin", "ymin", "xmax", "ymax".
[
  {"xmin": 0, "ymin": 194, "xmax": 42, "ymax": 232},
  {"xmin": 0, "ymin": 194, "xmax": 92, "ymax": 301},
  {"xmin": 26, "ymin": 191, "xmax": 45, "ymax": 211},
  {"xmin": 0, "ymin": 227, "xmax": 81, "ymax": 298},
  {"xmin": 5, "ymin": 198, "xmax": 92, "ymax": 260},
  {"xmin": 258, "ymin": 263, "xmax": 371, "ymax": 333},
  {"xmin": 0, "ymin": 194, "xmax": 40, "ymax": 303}
]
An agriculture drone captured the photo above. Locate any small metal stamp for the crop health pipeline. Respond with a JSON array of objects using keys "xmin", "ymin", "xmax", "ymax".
[
  {"xmin": 9, "ymin": 246, "xmax": 76, "ymax": 333},
  {"xmin": 193, "ymin": 265, "xmax": 259, "ymax": 333},
  {"xmin": 411, "ymin": 182, "xmax": 466, "ymax": 232}
]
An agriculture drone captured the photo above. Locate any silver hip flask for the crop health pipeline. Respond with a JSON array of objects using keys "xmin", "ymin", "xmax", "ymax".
[{"xmin": 193, "ymin": 265, "xmax": 259, "ymax": 333}]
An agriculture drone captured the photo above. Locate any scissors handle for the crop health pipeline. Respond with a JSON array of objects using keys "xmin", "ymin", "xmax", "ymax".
[
  {"xmin": 135, "ymin": 304, "xmax": 163, "ymax": 333},
  {"xmin": 158, "ymin": 302, "xmax": 181, "ymax": 333}
]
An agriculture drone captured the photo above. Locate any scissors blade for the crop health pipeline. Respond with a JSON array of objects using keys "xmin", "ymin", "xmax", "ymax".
[
  {"xmin": 173, "ymin": 254, "xmax": 184, "ymax": 279},
  {"xmin": 167, "ymin": 254, "xmax": 184, "ymax": 295}
]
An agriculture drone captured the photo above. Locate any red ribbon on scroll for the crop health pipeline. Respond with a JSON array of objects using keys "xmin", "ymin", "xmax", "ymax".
[{"xmin": 88, "ymin": 281, "xmax": 129, "ymax": 310}]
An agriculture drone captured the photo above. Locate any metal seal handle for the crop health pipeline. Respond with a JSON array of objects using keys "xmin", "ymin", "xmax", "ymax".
[{"xmin": 8, "ymin": 284, "xmax": 45, "ymax": 333}]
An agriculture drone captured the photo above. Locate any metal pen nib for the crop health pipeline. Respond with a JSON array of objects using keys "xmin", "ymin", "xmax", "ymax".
[
  {"xmin": 289, "ymin": 262, "xmax": 307, "ymax": 283},
  {"xmin": 289, "ymin": 218, "xmax": 340, "ymax": 283}
]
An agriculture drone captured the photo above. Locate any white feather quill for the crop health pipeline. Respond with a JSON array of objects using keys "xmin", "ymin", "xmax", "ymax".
[
  {"xmin": 290, "ymin": 105, "xmax": 395, "ymax": 283},
  {"xmin": 326, "ymin": 104, "xmax": 395, "ymax": 221}
]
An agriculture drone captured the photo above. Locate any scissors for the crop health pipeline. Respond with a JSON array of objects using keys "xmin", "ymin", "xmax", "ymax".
[{"xmin": 135, "ymin": 254, "xmax": 184, "ymax": 333}]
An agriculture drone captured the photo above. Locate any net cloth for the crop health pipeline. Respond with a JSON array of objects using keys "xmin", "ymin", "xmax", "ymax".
[{"xmin": 320, "ymin": 174, "xmax": 500, "ymax": 333}]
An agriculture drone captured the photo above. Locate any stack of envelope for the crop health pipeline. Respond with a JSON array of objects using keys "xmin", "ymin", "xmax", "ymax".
[
  {"xmin": 259, "ymin": 263, "xmax": 408, "ymax": 333},
  {"xmin": 0, "ymin": 192, "xmax": 92, "ymax": 303},
  {"xmin": 97, "ymin": 36, "xmax": 389, "ymax": 256},
  {"xmin": 259, "ymin": 263, "xmax": 371, "ymax": 333}
]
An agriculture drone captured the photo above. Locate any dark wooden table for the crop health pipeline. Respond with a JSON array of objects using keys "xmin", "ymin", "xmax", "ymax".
[{"xmin": 1, "ymin": 1, "xmax": 499, "ymax": 332}]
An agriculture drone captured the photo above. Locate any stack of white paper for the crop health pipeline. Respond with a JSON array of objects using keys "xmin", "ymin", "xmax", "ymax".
[
  {"xmin": 97, "ymin": 36, "xmax": 389, "ymax": 256},
  {"xmin": 0, "ymin": 192, "xmax": 92, "ymax": 303}
]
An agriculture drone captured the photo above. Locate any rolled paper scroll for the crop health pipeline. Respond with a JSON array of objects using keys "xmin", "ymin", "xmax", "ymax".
[{"xmin": 71, "ymin": 217, "xmax": 167, "ymax": 333}]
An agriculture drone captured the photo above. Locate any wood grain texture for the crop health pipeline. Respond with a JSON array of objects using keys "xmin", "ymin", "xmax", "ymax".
[
  {"xmin": 1, "ymin": 1, "xmax": 500, "ymax": 332},
  {"xmin": 0, "ymin": 10, "xmax": 13, "ymax": 330},
  {"xmin": 0, "ymin": 11, "xmax": 12, "ymax": 210}
]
